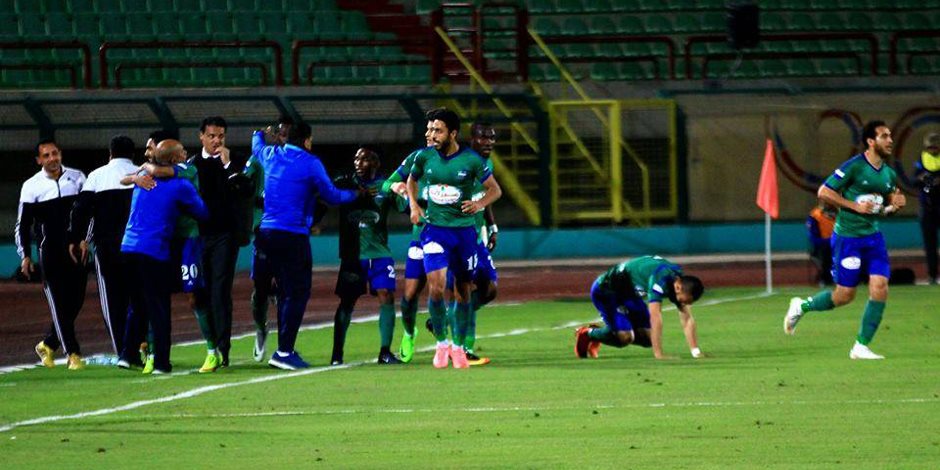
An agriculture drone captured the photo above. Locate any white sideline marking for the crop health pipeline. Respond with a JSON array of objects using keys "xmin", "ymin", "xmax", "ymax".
[
  {"xmin": 0, "ymin": 293, "xmax": 767, "ymax": 433},
  {"xmin": 122, "ymin": 396, "xmax": 940, "ymax": 421}
]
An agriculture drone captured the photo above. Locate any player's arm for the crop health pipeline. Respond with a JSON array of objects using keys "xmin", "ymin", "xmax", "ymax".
[
  {"xmin": 677, "ymin": 303, "xmax": 702, "ymax": 358},
  {"xmin": 179, "ymin": 181, "xmax": 210, "ymax": 221},
  {"xmin": 648, "ymin": 301, "xmax": 668, "ymax": 360},
  {"xmin": 310, "ymin": 159, "xmax": 359, "ymax": 205},
  {"xmin": 405, "ymin": 174, "xmax": 425, "ymax": 224},
  {"xmin": 14, "ymin": 197, "xmax": 36, "ymax": 280},
  {"xmin": 461, "ymin": 175, "xmax": 502, "ymax": 214},
  {"xmin": 68, "ymin": 189, "xmax": 95, "ymax": 265},
  {"xmin": 818, "ymin": 185, "xmax": 875, "ymax": 214},
  {"xmin": 484, "ymin": 204, "xmax": 498, "ymax": 251},
  {"xmin": 885, "ymin": 187, "xmax": 906, "ymax": 214}
]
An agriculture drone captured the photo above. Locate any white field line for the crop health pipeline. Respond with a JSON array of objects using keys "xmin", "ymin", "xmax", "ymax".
[
  {"xmin": 0, "ymin": 293, "xmax": 768, "ymax": 433},
  {"xmin": 111, "ymin": 396, "xmax": 940, "ymax": 421}
]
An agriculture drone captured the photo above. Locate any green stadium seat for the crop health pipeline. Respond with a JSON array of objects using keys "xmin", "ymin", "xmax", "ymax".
[
  {"xmin": 590, "ymin": 16, "xmax": 617, "ymax": 34},
  {"xmin": 816, "ymin": 13, "xmax": 845, "ymax": 30},
  {"xmin": 788, "ymin": 13, "xmax": 816, "ymax": 31},
  {"xmin": 674, "ymin": 13, "xmax": 700, "ymax": 33},
  {"xmin": 561, "ymin": 17, "xmax": 588, "ymax": 36},
  {"xmin": 874, "ymin": 12, "xmax": 900, "ymax": 31},
  {"xmin": 909, "ymin": 56, "xmax": 935, "ymax": 74},
  {"xmin": 120, "ymin": 0, "xmax": 147, "ymax": 12},
  {"xmin": 96, "ymin": 0, "xmax": 122, "ymax": 13},
  {"xmin": 556, "ymin": 0, "xmax": 583, "ymax": 13},
  {"xmin": 644, "ymin": 15, "xmax": 672, "ymax": 34},
  {"xmin": 788, "ymin": 58, "xmax": 816, "ymax": 76},
  {"xmin": 621, "ymin": 61, "xmax": 652, "ymax": 79},
  {"xmin": 667, "ymin": 0, "xmax": 694, "ymax": 10},
  {"xmin": 585, "ymin": 0, "xmax": 613, "ymax": 12},
  {"xmin": 761, "ymin": 13, "xmax": 787, "ymax": 32},
  {"xmin": 700, "ymin": 12, "xmax": 724, "ymax": 32},
  {"xmin": 179, "ymin": 14, "xmax": 210, "ymax": 40},
  {"xmin": 342, "ymin": 11, "xmax": 371, "ymax": 38},
  {"xmin": 694, "ymin": 0, "xmax": 725, "ymax": 8},
  {"xmin": 230, "ymin": 0, "xmax": 256, "ymax": 11},
  {"xmin": 45, "ymin": 13, "xmax": 75, "ymax": 40},
  {"xmin": 287, "ymin": 14, "xmax": 314, "ymax": 36},
  {"xmin": 590, "ymin": 62, "xmax": 620, "ymax": 80},
  {"xmin": 637, "ymin": 0, "xmax": 662, "ymax": 11},
  {"xmin": 152, "ymin": 14, "xmax": 182, "ymax": 37},
  {"xmin": 534, "ymin": 18, "xmax": 560, "ymax": 36},
  {"xmin": 415, "ymin": 0, "xmax": 439, "ymax": 14},
  {"xmin": 734, "ymin": 60, "xmax": 760, "ymax": 78},
  {"xmin": 528, "ymin": 0, "xmax": 556, "ymax": 14},
  {"xmin": 0, "ymin": 13, "xmax": 18, "ymax": 39},
  {"xmin": 207, "ymin": 14, "xmax": 237, "ymax": 40},
  {"xmin": 148, "ymin": 0, "xmax": 174, "ymax": 12},
  {"xmin": 14, "ymin": 0, "xmax": 41, "ymax": 13},
  {"xmin": 0, "ymin": 0, "xmax": 14, "ymax": 13},
  {"xmin": 315, "ymin": 12, "xmax": 343, "ymax": 38},
  {"xmin": 100, "ymin": 14, "xmax": 129, "ymax": 39},
  {"xmin": 72, "ymin": 13, "xmax": 99, "ymax": 38},
  {"xmin": 68, "ymin": 0, "xmax": 93, "ymax": 13},
  {"xmin": 760, "ymin": 59, "xmax": 787, "ymax": 77},
  {"xmin": 561, "ymin": 43, "xmax": 595, "ymax": 58},
  {"xmin": 781, "ymin": 0, "xmax": 811, "ymax": 8},
  {"xmin": 597, "ymin": 42, "xmax": 623, "ymax": 57},
  {"xmin": 260, "ymin": 13, "xmax": 287, "ymax": 39},
  {"xmin": 527, "ymin": 63, "xmax": 546, "ymax": 81},
  {"xmin": 357, "ymin": 65, "xmax": 381, "ymax": 83},
  {"xmin": 619, "ymin": 16, "xmax": 643, "ymax": 34},
  {"xmin": 809, "ymin": 0, "xmax": 838, "ymax": 8},
  {"xmin": 818, "ymin": 58, "xmax": 850, "ymax": 75},
  {"xmin": 845, "ymin": 12, "xmax": 873, "ymax": 31},
  {"xmin": 234, "ymin": 13, "xmax": 262, "ymax": 35},
  {"xmin": 18, "ymin": 13, "xmax": 45, "ymax": 36},
  {"xmin": 903, "ymin": 13, "xmax": 929, "ymax": 31},
  {"xmin": 204, "ymin": 0, "xmax": 229, "ymax": 12},
  {"xmin": 610, "ymin": 0, "xmax": 640, "ymax": 11}
]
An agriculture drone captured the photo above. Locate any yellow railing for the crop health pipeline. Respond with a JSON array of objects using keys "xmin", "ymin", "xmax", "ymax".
[{"xmin": 434, "ymin": 26, "xmax": 542, "ymax": 225}]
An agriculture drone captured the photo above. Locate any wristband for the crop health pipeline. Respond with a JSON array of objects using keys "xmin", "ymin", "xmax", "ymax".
[
  {"xmin": 488, "ymin": 224, "xmax": 498, "ymax": 234},
  {"xmin": 691, "ymin": 347, "xmax": 702, "ymax": 358}
]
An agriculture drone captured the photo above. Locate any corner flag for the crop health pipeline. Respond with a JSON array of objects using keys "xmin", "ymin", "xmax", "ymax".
[{"xmin": 756, "ymin": 138, "xmax": 779, "ymax": 219}]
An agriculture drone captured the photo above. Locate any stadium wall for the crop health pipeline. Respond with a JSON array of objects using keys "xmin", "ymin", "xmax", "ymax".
[{"xmin": 1, "ymin": 219, "xmax": 920, "ymax": 275}]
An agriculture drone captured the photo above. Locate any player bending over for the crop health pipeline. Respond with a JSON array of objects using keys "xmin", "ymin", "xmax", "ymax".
[{"xmin": 575, "ymin": 256, "xmax": 705, "ymax": 360}]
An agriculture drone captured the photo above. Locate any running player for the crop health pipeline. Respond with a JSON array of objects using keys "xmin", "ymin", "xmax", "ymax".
[
  {"xmin": 784, "ymin": 120, "xmax": 906, "ymax": 360},
  {"xmin": 575, "ymin": 256, "xmax": 705, "ymax": 360},
  {"xmin": 331, "ymin": 146, "xmax": 407, "ymax": 365},
  {"xmin": 406, "ymin": 108, "xmax": 502, "ymax": 369}
]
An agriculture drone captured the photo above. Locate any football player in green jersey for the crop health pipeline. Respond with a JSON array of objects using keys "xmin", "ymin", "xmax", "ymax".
[
  {"xmin": 784, "ymin": 120, "xmax": 906, "ymax": 360},
  {"xmin": 331, "ymin": 146, "xmax": 407, "ymax": 365},
  {"xmin": 576, "ymin": 256, "xmax": 705, "ymax": 360},
  {"xmin": 406, "ymin": 108, "xmax": 502, "ymax": 369}
]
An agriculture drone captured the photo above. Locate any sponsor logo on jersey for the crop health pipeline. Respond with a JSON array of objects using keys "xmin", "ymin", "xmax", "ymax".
[
  {"xmin": 428, "ymin": 184, "xmax": 462, "ymax": 205},
  {"xmin": 457, "ymin": 170, "xmax": 468, "ymax": 181},
  {"xmin": 347, "ymin": 209, "xmax": 380, "ymax": 228}
]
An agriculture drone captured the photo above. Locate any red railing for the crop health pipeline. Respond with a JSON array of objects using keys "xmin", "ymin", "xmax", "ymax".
[
  {"xmin": 0, "ymin": 41, "xmax": 92, "ymax": 88},
  {"xmin": 99, "ymin": 40, "xmax": 283, "ymax": 88},
  {"xmin": 291, "ymin": 39, "xmax": 429, "ymax": 85},
  {"xmin": 538, "ymin": 35, "xmax": 677, "ymax": 79},
  {"xmin": 890, "ymin": 30, "xmax": 940, "ymax": 74},
  {"xmin": 685, "ymin": 33, "xmax": 879, "ymax": 79}
]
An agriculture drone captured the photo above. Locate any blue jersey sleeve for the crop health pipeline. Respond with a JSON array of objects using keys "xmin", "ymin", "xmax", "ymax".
[
  {"xmin": 178, "ymin": 180, "xmax": 209, "ymax": 221},
  {"xmin": 309, "ymin": 158, "xmax": 357, "ymax": 205},
  {"xmin": 251, "ymin": 131, "xmax": 279, "ymax": 170}
]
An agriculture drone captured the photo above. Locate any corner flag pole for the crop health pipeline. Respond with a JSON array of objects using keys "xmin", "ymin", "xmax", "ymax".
[{"xmin": 756, "ymin": 138, "xmax": 779, "ymax": 294}]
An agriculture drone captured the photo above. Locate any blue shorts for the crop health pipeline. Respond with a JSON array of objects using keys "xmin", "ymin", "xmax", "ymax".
[
  {"xmin": 335, "ymin": 257, "xmax": 397, "ymax": 298},
  {"xmin": 421, "ymin": 224, "xmax": 478, "ymax": 282},
  {"xmin": 404, "ymin": 240, "xmax": 426, "ymax": 280},
  {"xmin": 445, "ymin": 241, "xmax": 499, "ymax": 289},
  {"xmin": 170, "ymin": 237, "xmax": 204, "ymax": 293},
  {"xmin": 831, "ymin": 232, "xmax": 890, "ymax": 287},
  {"xmin": 590, "ymin": 279, "xmax": 651, "ymax": 332}
]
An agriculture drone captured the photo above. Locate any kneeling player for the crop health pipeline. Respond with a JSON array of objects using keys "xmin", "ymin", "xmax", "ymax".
[{"xmin": 575, "ymin": 255, "xmax": 704, "ymax": 360}]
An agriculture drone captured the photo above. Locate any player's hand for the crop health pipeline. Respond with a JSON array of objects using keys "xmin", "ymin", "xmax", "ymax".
[
  {"xmin": 134, "ymin": 174, "xmax": 157, "ymax": 191},
  {"xmin": 855, "ymin": 200, "xmax": 876, "ymax": 214},
  {"xmin": 141, "ymin": 162, "xmax": 157, "ymax": 175},
  {"xmin": 888, "ymin": 192, "xmax": 906, "ymax": 210},
  {"xmin": 220, "ymin": 146, "xmax": 231, "ymax": 166},
  {"xmin": 309, "ymin": 225, "xmax": 322, "ymax": 236},
  {"xmin": 390, "ymin": 182, "xmax": 407, "ymax": 197},
  {"xmin": 409, "ymin": 204, "xmax": 426, "ymax": 225},
  {"xmin": 461, "ymin": 200, "xmax": 484, "ymax": 214},
  {"xmin": 487, "ymin": 231, "xmax": 498, "ymax": 252},
  {"xmin": 20, "ymin": 257, "xmax": 34, "ymax": 280},
  {"xmin": 79, "ymin": 240, "xmax": 90, "ymax": 265}
]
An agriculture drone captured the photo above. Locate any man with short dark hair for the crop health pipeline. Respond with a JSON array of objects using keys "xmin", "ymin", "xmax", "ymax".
[
  {"xmin": 784, "ymin": 120, "xmax": 907, "ymax": 360},
  {"xmin": 69, "ymin": 135, "xmax": 139, "ymax": 357},
  {"xmin": 406, "ymin": 108, "xmax": 503, "ymax": 369},
  {"xmin": 575, "ymin": 256, "xmax": 705, "ymax": 360},
  {"xmin": 17, "ymin": 138, "xmax": 88, "ymax": 370},
  {"xmin": 251, "ymin": 122, "xmax": 363, "ymax": 370}
]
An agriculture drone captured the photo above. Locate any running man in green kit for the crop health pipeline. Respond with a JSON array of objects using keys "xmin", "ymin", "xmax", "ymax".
[
  {"xmin": 331, "ymin": 145, "xmax": 406, "ymax": 365},
  {"xmin": 575, "ymin": 256, "xmax": 705, "ymax": 360},
  {"xmin": 784, "ymin": 120, "xmax": 907, "ymax": 359}
]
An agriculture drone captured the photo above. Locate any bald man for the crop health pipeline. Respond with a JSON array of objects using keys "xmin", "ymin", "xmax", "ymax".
[{"xmin": 118, "ymin": 140, "xmax": 208, "ymax": 374}]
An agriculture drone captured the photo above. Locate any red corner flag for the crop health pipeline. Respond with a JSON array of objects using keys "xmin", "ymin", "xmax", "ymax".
[{"xmin": 756, "ymin": 138, "xmax": 779, "ymax": 219}]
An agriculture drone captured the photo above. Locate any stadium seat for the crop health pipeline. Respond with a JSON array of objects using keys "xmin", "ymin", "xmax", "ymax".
[
  {"xmin": 674, "ymin": 14, "xmax": 700, "ymax": 33},
  {"xmin": 874, "ymin": 12, "xmax": 901, "ymax": 31},
  {"xmin": 818, "ymin": 58, "xmax": 851, "ymax": 75},
  {"xmin": 561, "ymin": 17, "xmax": 588, "ymax": 36},
  {"xmin": 584, "ymin": 0, "xmax": 613, "ymax": 12},
  {"xmin": 644, "ymin": 15, "xmax": 672, "ymax": 34},
  {"xmin": 534, "ymin": 17, "xmax": 560, "ymax": 36},
  {"xmin": 14, "ymin": 0, "xmax": 41, "ymax": 13},
  {"xmin": 45, "ymin": 13, "xmax": 75, "ymax": 40},
  {"xmin": 788, "ymin": 13, "xmax": 816, "ymax": 31},
  {"xmin": 45, "ymin": 0, "xmax": 68, "ymax": 13},
  {"xmin": 903, "ymin": 13, "xmax": 930, "ymax": 31},
  {"xmin": 556, "ymin": 0, "xmax": 583, "ymax": 13},
  {"xmin": 151, "ymin": 14, "xmax": 182, "ymax": 38},
  {"xmin": 590, "ymin": 16, "xmax": 618, "ymax": 35},
  {"xmin": 816, "ymin": 13, "xmax": 845, "ymax": 31},
  {"xmin": 229, "ymin": 0, "xmax": 256, "ymax": 11},
  {"xmin": 207, "ymin": 14, "xmax": 237, "ymax": 40},
  {"xmin": 760, "ymin": 59, "xmax": 787, "ymax": 77},
  {"xmin": 788, "ymin": 58, "xmax": 817, "ymax": 76},
  {"xmin": 619, "ymin": 16, "xmax": 643, "ymax": 34},
  {"xmin": 18, "ymin": 13, "xmax": 45, "ymax": 37},
  {"xmin": 179, "ymin": 14, "xmax": 210, "ymax": 41},
  {"xmin": 699, "ymin": 12, "xmax": 724, "ymax": 32},
  {"xmin": 761, "ymin": 13, "xmax": 787, "ymax": 32},
  {"xmin": 72, "ymin": 12, "xmax": 100, "ymax": 39},
  {"xmin": 597, "ymin": 42, "xmax": 623, "ymax": 58},
  {"xmin": 590, "ymin": 62, "xmax": 620, "ymax": 80},
  {"xmin": 909, "ymin": 55, "xmax": 936, "ymax": 74},
  {"xmin": 342, "ymin": 11, "xmax": 371, "ymax": 38},
  {"xmin": 844, "ymin": 12, "xmax": 873, "ymax": 31},
  {"xmin": 233, "ymin": 13, "xmax": 262, "ymax": 36},
  {"xmin": 287, "ymin": 13, "xmax": 314, "ymax": 37},
  {"xmin": 667, "ymin": 0, "xmax": 694, "ymax": 10},
  {"xmin": 315, "ymin": 12, "xmax": 343, "ymax": 39},
  {"xmin": 100, "ymin": 14, "xmax": 129, "ymax": 40},
  {"xmin": 147, "ymin": 0, "xmax": 174, "ymax": 12}
]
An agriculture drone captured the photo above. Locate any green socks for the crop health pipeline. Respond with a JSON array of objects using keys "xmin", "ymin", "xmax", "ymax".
[
  {"xmin": 332, "ymin": 301, "xmax": 354, "ymax": 360},
  {"xmin": 453, "ymin": 302, "xmax": 470, "ymax": 348},
  {"xmin": 428, "ymin": 299, "xmax": 448, "ymax": 342},
  {"xmin": 801, "ymin": 289, "xmax": 835, "ymax": 313},
  {"xmin": 446, "ymin": 301, "xmax": 457, "ymax": 338},
  {"xmin": 587, "ymin": 326, "xmax": 623, "ymax": 347},
  {"xmin": 193, "ymin": 306, "xmax": 216, "ymax": 350},
  {"xmin": 857, "ymin": 300, "xmax": 885, "ymax": 345},
  {"xmin": 378, "ymin": 303, "xmax": 396, "ymax": 349},
  {"xmin": 400, "ymin": 297, "xmax": 418, "ymax": 336}
]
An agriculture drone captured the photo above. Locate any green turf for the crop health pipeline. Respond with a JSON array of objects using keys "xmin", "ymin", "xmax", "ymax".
[{"xmin": 1, "ymin": 286, "xmax": 938, "ymax": 468}]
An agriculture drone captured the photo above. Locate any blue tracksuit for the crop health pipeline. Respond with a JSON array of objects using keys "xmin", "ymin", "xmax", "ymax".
[
  {"xmin": 120, "ymin": 177, "xmax": 208, "ymax": 371},
  {"xmin": 251, "ymin": 131, "xmax": 358, "ymax": 354}
]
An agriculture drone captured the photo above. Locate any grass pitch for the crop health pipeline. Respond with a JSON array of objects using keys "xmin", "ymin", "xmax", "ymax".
[{"xmin": 1, "ymin": 286, "xmax": 938, "ymax": 469}]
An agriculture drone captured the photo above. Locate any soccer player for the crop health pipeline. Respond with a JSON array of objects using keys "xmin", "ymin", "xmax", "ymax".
[
  {"xmin": 382, "ymin": 140, "xmax": 435, "ymax": 364},
  {"xmin": 18, "ymin": 138, "xmax": 89, "ymax": 370},
  {"xmin": 120, "ymin": 139, "xmax": 208, "ymax": 374},
  {"xmin": 331, "ymin": 146, "xmax": 407, "ymax": 365},
  {"xmin": 251, "ymin": 122, "xmax": 363, "ymax": 370},
  {"xmin": 69, "ymin": 135, "xmax": 139, "ymax": 357},
  {"xmin": 244, "ymin": 116, "xmax": 293, "ymax": 362},
  {"xmin": 575, "ymin": 256, "xmax": 705, "ymax": 360},
  {"xmin": 784, "ymin": 120, "xmax": 907, "ymax": 360},
  {"xmin": 406, "ymin": 108, "xmax": 502, "ymax": 369}
]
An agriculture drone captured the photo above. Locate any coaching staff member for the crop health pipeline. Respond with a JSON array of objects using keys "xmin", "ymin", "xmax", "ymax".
[
  {"xmin": 16, "ymin": 138, "xmax": 88, "ymax": 370},
  {"xmin": 251, "ymin": 122, "xmax": 363, "ymax": 370},
  {"xmin": 69, "ymin": 135, "xmax": 139, "ymax": 357}
]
